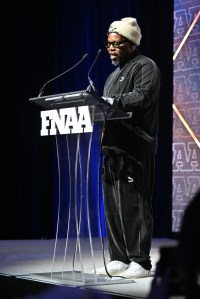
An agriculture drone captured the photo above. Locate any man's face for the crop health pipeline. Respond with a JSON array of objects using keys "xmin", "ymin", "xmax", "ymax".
[{"xmin": 106, "ymin": 33, "xmax": 135, "ymax": 66}]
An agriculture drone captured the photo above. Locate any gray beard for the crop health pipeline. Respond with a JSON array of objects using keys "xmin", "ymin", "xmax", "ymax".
[{"xmin": 112, "ymin": 60, "xmax": 119, "ymax": 66}]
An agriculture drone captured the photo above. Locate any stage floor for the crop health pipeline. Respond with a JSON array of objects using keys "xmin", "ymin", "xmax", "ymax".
[{"xmin": 0, "ymin": 238, "xmax": 178, "ymax": 299}]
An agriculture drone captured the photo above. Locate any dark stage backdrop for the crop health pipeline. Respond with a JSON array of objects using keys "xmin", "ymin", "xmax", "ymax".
[{"xmin": 1, "ymin": 0, "xmax": 173, "ymax": 239}]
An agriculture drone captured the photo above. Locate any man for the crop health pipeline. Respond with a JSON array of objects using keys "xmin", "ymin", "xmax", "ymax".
[{"xmin": 96, "ymin": 17, "xmax": 161, "ymax": 279}]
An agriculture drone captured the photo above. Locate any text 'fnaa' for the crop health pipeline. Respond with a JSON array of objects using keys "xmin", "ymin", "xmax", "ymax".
[{"xmin": 40, "ymin": 106, "xmax": 93, "ymax": 136}]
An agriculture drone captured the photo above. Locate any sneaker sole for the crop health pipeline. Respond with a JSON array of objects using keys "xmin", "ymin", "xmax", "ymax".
[{"xmin": 122, "ymin": 271, "xmax": 152, "ymax": 279}]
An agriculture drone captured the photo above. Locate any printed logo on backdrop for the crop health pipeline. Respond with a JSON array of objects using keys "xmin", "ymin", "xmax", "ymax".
[
  {"xmin": 173, "ymin": 1, "xmax": 200, "ymax": 232},
  {"xmin": 40, "ymin": 106, "xmax": 93, "ymax": 136}
]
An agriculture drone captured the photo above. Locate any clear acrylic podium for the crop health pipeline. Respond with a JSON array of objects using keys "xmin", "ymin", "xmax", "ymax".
[{"xmin": 29, "ymin": 90, "xmax": 132, "ymax": 286}]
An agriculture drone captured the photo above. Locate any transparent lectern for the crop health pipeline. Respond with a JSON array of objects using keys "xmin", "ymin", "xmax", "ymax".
[{"xmin": 29, "ymin": 90, "xmax": 132, "ymax": 286}]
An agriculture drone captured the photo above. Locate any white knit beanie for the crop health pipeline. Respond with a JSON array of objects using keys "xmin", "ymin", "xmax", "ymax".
[{"xmin": 108, "ymin": 17, "xmax": 142, "ymax": 46}]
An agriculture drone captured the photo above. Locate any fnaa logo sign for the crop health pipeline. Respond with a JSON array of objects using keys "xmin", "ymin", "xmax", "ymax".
[{"xmin": 40, "ymin": 106, "xmax": 93, "ymax": 136}]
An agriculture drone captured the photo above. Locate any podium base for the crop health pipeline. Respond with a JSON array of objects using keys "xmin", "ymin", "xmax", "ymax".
[{"xmin": 17, "ymin": 271, "xmax": 135, "ymax": 287}]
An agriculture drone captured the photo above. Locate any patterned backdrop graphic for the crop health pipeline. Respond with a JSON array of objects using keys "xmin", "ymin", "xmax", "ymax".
[{"xmin": 173, "ymin": 0, "xmax": 200, "ymax": 232}]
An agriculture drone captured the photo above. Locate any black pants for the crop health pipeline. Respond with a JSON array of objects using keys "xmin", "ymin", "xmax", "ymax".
[{"xmin": 102, "ymin": 152, "xmax": 155, "ymax": 270}]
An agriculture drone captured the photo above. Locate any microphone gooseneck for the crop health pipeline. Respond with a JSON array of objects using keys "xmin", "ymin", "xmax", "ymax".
[
  {"xmin": 86, "ymin": 49, "xmax": 102, "ymax": 95},
  {"xmin": 38, "ymin": 53, "xmax": 88, "ymax": 97}
]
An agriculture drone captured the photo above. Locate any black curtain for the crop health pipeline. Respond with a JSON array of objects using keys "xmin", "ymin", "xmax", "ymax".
[{"xmin": 1, "ymin": 0, "xmax": 173, "ymax": 239}]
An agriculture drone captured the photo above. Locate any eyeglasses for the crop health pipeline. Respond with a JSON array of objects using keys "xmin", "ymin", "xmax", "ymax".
[{"xmin": 103, "ymin": 40, "xmax": 129, "ymax": 48}]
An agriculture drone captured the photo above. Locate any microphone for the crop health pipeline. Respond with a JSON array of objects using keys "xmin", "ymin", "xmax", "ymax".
[
  {"xmin": 38, "ymin": 53, "xmax": 88, "ymax": 97},
  {"xmin": 86, "ymin": 49, "xmax": 102, "ymax": 95}
]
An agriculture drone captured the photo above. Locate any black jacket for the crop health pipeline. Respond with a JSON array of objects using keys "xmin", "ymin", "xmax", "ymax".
[{"xmin": 102, "ymin": 50, "xmax": 161, "ymax": 154}]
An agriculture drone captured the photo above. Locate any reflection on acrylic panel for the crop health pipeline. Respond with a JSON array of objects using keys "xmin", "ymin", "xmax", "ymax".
[{"xmin": 173, "ymin": 0, "xmax": 200, "ymax": 232}]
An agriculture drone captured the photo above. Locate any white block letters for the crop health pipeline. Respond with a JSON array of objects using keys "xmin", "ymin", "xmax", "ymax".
[{"xmin": 40, "ymin": 106, "xmax": 93, "ymax": 136}]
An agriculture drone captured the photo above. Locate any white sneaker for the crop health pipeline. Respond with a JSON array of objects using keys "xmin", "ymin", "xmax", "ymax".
[
  {"xmin": 121, "ymin": 261, "xmax": 151, "ymax": 278},
  {"xmin": 94, "ymin": 260, "xmax": 129, "ymax": 276}
]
